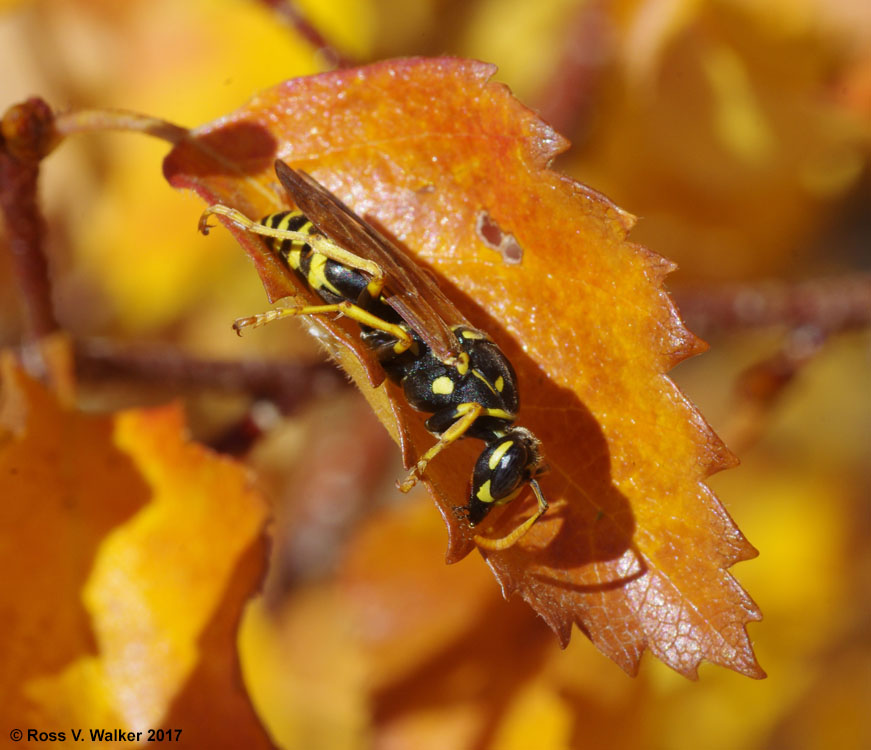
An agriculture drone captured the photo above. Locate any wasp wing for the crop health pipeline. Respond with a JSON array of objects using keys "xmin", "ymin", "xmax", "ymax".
[{"xmin": 273, "ymin": 160, "xmax": 464, "ymax": 363}]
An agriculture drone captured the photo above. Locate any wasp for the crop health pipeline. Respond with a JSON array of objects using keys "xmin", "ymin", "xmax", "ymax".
[{"xmin": 200, "ymin": 160, "xmax": 548, "ymax": 550}]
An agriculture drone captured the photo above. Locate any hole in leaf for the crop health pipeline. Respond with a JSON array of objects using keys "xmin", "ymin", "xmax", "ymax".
[{"xmin": 476, "ymin": 211, "xmax": 524, "ymax": 265}]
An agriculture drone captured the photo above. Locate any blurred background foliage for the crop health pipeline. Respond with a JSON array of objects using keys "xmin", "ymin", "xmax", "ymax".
[{"xmin": 1, "ymin": 0, "xmax": 869, "ymax": 748}]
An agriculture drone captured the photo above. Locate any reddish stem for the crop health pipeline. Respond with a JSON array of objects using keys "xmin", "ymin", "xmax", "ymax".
[
  {"xmin": 73, "ymin": 338, "xmax": 347, "ymax": 408},
  {"xmin": 535, "ymin": 1, "xmax": 612, "ymax": 139},
  {"xmin": 257, "ymin": 0, "xmax": 354, "ymax": 69},
  {"xmin": 673, "ymin": 275, "xmax": 871, "ymax": 337},
  {"xmin": 53, "ymin": 108, "xmax": 189, "ymax": 144},
  {"xmin": 0, "ymin": 98, "xmax": 60, "ymax": 341}
]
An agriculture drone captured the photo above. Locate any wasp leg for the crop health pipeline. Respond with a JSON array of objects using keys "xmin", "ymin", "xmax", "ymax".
[
  {"xmin": 200, "ymin": 204, "xmax": 384, "ymax": 281},
  {"xmin": 397, "ymin": 402, "xmax": 484, "ymax": 492},
  {"xmin": 473, "ymin": 478, "xmax": 549, "ymax": 551},
  {"xmin": 233, "ymin": 300, "xmax": 414, "ymax": 354}
]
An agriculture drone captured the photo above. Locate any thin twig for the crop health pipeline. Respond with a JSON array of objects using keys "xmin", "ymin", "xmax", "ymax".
[
  {"xmin": 53, "ymin": 108, "xmax": 189, "ymax": 144},
  {"xmin": 0, "ymin": 98, "xmax": 60, "ymax": 341},
  {"xmin": 1, "ymin": 99, "xmax": 194, "ymax": 345},
  {"xmin": 257, "ymin": 0, "xmax": 354, "ymax": 69},
  {"xmin": 673, "ymin": 276, "xmax": 871, "ymax": 451},
  {"xmin": 673, "ymin": 275, "xmax": 871, "ymax": 338},
  {"xmin": 535, "ymin": 0, "xmax": 612, "ymax": 139},
  {"xmin": 672, "ymin": 276, "xmax": 871, "ymax": 451},
  {"xmin": 722, "ymin": 326, "xmax": 828, "ymax": 452},
  {"xmin": 73, "ymin": 338, "xmax": 347, "ymax": 408}
]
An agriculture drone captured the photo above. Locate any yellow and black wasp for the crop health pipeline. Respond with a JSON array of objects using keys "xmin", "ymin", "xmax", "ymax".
[{"xmin": 200, "ymin": 160, "xmax": 548, "ymax": 550}]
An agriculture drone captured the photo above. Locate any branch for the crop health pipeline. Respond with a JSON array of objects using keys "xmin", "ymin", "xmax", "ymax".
[
  {"xmin": 673, "ymin": 275, "xmax": 871, "ymax": 338},
  {"xmin": 672, "ymin": 275, "xmax": 871, "ymax": 451},
  {"xmin": 534, "ymin": 1, "xmax": 612, "ymax": 139},
  {"xmin": 1, "ymin": 98, "xmax": 197, "ymax": 347},
  {"xmin": 0, "ymin": 98, "xmax": 60, "ymax": 341},
  {"xmin": 73, "ymin": 338, "xmax": 347, "ymax": 409},
  {"xmin": 722, "ymin": 326, "xmax": 827, "ymax": 452},
  {"xmin": 257, "ymin": 0, "xmax": 355, "ymax": 69}
]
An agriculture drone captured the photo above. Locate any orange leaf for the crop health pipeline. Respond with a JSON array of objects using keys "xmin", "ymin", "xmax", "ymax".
[
  {"xmin": 164, "ymin": 57, "xmax": 762, "ymax": 678},
  {"xmin": 0, "ymin": 356, "xmax": 146, "ymax": 728},
  {"xmin": 0, "ymin": 356, "xmax": 272, "ymax": 743}
]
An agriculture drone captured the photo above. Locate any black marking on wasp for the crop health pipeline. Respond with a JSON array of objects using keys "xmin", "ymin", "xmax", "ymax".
[{"xmin": 199, "ymin": 160, "xmax": 548, "ymax": 550}]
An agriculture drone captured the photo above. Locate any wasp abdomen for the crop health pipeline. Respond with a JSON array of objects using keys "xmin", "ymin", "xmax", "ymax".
[
  {"xmin": 260, "ymin": 211, "xmax": 312, "ymax": 269},
  {"xmin": 262, "ymin": 211, "xmax": 373, "ymax": 305}
]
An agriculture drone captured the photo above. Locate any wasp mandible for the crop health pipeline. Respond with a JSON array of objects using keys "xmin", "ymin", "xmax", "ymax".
[{"xmin": 200, "ymin": 160, "xmax": 548, "ymax": 550}]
